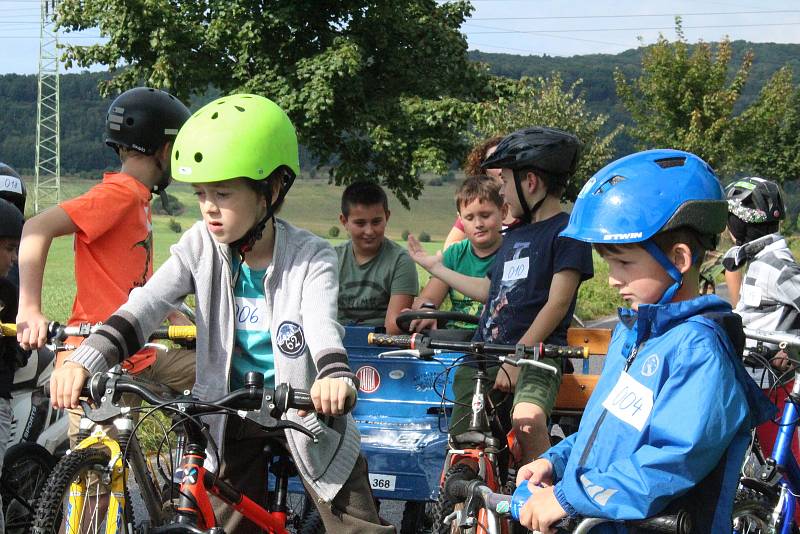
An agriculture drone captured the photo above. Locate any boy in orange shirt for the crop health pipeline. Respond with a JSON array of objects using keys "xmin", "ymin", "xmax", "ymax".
[{"xmin": 16, "ymin": 87, "xmax": 195, "ymax": 442}]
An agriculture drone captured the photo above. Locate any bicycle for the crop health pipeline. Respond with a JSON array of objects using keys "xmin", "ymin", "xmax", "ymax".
[
  {"xmin": 33, "ymin": 367, "xmax": 320, "ymax": 534},
  {"xmin": 368, "ymin": 331, "xmax": 588, "ymax": 534},
  {"xmin": 3, "ymin": 320, "xmax": 198, "ymax": 533},
  {"xmin": 441, "ymin": 473, "xmax": 692, "ymax": 534},
  {"xmin": 733, "ymin": 328, "xmax": 800, "ymax": 534}
]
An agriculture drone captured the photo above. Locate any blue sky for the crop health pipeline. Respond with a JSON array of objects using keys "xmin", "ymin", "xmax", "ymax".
[{"xmin": 1, "ymin": 0, "xmax": 799, "ymax": 74}]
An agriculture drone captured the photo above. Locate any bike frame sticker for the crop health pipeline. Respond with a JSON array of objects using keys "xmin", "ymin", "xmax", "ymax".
[{"xmin": 602, "ymin": 371, "xmax": 653, "ymax": 431}]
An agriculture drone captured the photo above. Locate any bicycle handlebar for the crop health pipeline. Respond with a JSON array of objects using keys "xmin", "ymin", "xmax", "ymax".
[
  {"xmin": 367, "ymin": 332, "xmax": 589, "ymax": 360},
  {"xmin": 744, "ymin": 328, "xmax": 800, "ymax": 349},
  {"xmin": 445, "ymin": 478, "xmax": 691, "ymax": 534},
  {"xmin": 1, "ymin": 321, "xmax": 197, "ymax": 346}
]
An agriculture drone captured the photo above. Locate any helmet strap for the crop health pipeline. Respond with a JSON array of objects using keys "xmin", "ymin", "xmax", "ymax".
[
  {"xmin": 513, "ymin": 169, "xmax": 540, "ymax": 224},
  {"xmin": 230, "ymin": 170, "xmax": 295, "ymax": 256},
  {"xmin": 641, "ymin": 240, "xmax": 696, "ymax": 305}
]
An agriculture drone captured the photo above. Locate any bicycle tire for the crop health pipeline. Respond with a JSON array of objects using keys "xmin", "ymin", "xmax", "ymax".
[
  {"xmin": 1, "ymin": 442, "xmax": 56, "ymax": 534},
  {"xmin": 401, "ymin": 500, "xmax": 434, "ymax": 534},
  {"xmin": 33, "ymin": 448, "xmax": 135, "ymax": 534},
  {"xmin": 289, "ymin": 492, "xmax": 324, "ymax": 534},
  {"xmin": 732, "ymin": 488, "xmax": 798, "ymax": 534},
  {"xmin": 432, "ymin": 464, "xmax": 480, "ymax": 534}
]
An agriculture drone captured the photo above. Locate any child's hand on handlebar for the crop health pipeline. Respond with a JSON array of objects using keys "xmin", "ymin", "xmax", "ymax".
[
  {"xmin": 494, "ymin": 362, "xmax": 520, "ymax": 392},
  {"xmin": 49, "ymin": 361, "xmax": 90, "ymax": 409},
  {"xmin": 517, "ymin": 484, "xmax": 566, "ymax": 534},
  {"xmin": 407, "ymin": 234, "xmax": 443, "ymax": 273},
  {"xmin": 302, "ymin": 378, "xmax": 356, "ymax": 417},
  {"xmin": 16, "ymin": 308, "xmax": 50, "ymax": 350}
]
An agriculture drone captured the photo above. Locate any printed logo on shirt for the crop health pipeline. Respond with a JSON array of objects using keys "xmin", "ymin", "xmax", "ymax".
[
  {"xmin": 640, "ymin": 354, "xmax": 660, "ymax": 377},
  {"xmin": 276, "ymin": 321, "xmax": 306, "ymax": 357}
]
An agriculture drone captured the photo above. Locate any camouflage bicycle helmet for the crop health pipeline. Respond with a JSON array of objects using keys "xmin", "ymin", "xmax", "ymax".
[
  {"xmin": 172, "ymin": 94, "xmax": 300, "ymax": 253},
  {"xmin": 105, "ymin": 87, "xmax": 191, "ymax": 156},
  {"xmin": 0, "ymin": 162, "xmax": 25, "ymax": 214},
  {"xmin": 725, "ymin": 177, "xmax": 785, "ymax": 245},
  {"xmin": 481, "ymin": 127, "xmax": 582, "ymax": 223}
]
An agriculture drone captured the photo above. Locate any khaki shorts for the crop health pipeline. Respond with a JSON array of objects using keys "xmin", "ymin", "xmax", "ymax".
[{"xmin": 448, "ymin": 358, "xmax": 562, "ymax": 436}]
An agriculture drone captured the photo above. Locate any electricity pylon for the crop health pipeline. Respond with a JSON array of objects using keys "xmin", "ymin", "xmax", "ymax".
[{"xmin": 34, "ymin": 0, "xmax": 61, "ymax": 213}]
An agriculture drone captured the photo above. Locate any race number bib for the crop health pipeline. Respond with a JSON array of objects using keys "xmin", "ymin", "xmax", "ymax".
[
  {"xmin": 234, "ymin": 297, "xmax": 268, "ymax": 331},
  {"xmin": 741, "ymin": 285, "xmax": 763, "ymax": 308},
  {"xmin": 602, "ymin": 371, "xmax": 653, "ymax": 431},
  {"xmin": 0, "ymin": 175, "xmax": 22, "ymax": 194},
  {"xmin": 502, "ymin": 257, "xmax": 529, "ymax": 282}
]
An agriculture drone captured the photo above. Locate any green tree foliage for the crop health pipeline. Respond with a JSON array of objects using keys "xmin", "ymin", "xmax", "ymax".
[
  {"xmin": 614, "ymin": 21, "xmax": 753, "ymax": 170},
  {"xmin": 56, "ymin": 0, "xmax": 489, "ymax": 205},
  {"xmin": 471, "ymin": 74, "xmax": 622, "ymax": 200},
  {"xmin": 726, "ymin": 67, "xmax": 800, "ymax": 182}
]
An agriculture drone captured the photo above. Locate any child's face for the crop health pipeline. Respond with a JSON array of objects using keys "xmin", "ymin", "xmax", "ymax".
[
  {"xmin": 499, "ymin": 168, "xmax": 528, "ymax": 219},
  {"xmin": 339, "ymin": 203, "xmax": 389, "ymax": 256},
  {"xmin": 0, "ymin": 238, "xmax": 18, "ymax": 278},
  {"xmin": 193, "ymin": 179, "xmax": 264, "ymax": 244},
  {"xmin": 602, "ymin": 245, "xmax": 673, "ymax": 311},
  {"xmin": 458, "ymin": 198, "xmax": 504, "ymax": 251}
]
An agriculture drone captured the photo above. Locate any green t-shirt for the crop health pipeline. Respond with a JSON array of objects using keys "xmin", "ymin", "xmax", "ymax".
[
  {"xmin": 231, "ymin": 263, "xmax": 274, "ymax": 390},
  {"xmin": 441, "ymin": 239, "xmax": 497, "ymax": 330},
  {"xmin": 336, "ymin": 239, "xmax": 419, "ymax": 327}
]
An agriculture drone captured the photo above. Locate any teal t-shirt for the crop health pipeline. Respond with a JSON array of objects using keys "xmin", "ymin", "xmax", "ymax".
[
  {"xmin": 442, "ymin": 239, "xmax": 497, "ymax": 329},
  {"xmin": 231, "ymin": 263, "xmax": 274, "ymax": 390},
  {"xmin": 336, "ymin": 239, "xmax": 419, "ymax": 327}
]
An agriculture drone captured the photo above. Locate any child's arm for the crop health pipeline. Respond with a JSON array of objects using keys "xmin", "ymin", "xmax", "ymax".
[
  {"xmin": 302, "ymin": 245, "xmax": 358, "ymax": 415},
  {"xmin": 17, "ymin": 207, "xmax": 78, "ymax": 349},
  {"xmin": 407, "ymin": 234, "xmax": 490, "ymax": 303},
  {"xmin": 385, "ymin": 248, "xmax": 420, "ymax": 335},
  {"xmin": 495, "ymin": 269, "xmax": 581, "ymax": 391},
  {"xmin": 552, "ymin": 341, "xmax": 749, "ymax": 520}
]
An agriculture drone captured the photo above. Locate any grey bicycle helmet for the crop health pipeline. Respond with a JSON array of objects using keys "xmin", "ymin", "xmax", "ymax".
[
  {"xmin": 0, "ymin": 162, "xmax": 25, "ymax": 215},
  {"xmin": 481, "ymin": 127, "xmax": 582, "ymax": 223},
  {"xmin": 0, "ymin": 199, "xmax": 23, "ymax": 240}
]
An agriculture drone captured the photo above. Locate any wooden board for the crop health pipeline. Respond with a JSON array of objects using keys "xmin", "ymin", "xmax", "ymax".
[
  {"xmin": 555, "ymin": 374, "xmax": 600, "ymax": 411},
  {"xmin": 566, "ymin": 327, "xmax": 612, "ymax": 355}
]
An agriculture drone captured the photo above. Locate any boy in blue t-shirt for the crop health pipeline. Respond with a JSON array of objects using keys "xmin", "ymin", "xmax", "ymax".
[
  {"xmin": 515, "ymin": 150, "xmax": 773, "ymax": 533},
  {"xmin": 408, "ymin": 127, "xmax": 593, "ymax": 461}
]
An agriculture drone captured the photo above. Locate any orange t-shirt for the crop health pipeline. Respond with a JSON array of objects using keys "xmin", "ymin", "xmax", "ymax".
[{"xmin": 60, "ymin": 172, "xmax": 154, "ymax": 325}]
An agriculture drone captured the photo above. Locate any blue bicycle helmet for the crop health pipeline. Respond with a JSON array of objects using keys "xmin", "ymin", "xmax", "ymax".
[{"xmin": 561, "ymin": 149, "xmax": 726, "ymax": 303}]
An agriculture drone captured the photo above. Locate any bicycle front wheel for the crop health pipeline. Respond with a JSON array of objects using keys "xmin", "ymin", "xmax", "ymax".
[
  {"xmin": 432, "ymin": 464, "xmax": 482, "ymax": 534},
  {"xmin": 1, "ymin": 442, "xmax": 57, "ymax": 534},
  {"xmin": 732, "ymin": 488, "xmax": 797, "ymax": 534},
  {"xmin": 33, "ymin": 448, "xmax": 134, "ymax": 534}
]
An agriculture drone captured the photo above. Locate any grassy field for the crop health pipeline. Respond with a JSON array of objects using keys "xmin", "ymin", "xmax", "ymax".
[{"xmin": 33, "ymin": 177, "xmax": 620, "ymax": 322}]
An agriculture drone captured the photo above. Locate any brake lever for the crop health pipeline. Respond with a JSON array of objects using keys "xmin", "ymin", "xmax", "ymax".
[
  {"xmin": 378, "ymin": 348, "xmax": 439, "ymax": 360},
  {"xmin": 497, "ymin": 354, "xmax": 558, "ymax": 374}
]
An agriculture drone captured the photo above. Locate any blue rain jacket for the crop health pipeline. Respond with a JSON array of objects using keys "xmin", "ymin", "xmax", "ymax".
[{"xmin": 541, "ymin": 295, "xmax": 775, "ymax": 533}]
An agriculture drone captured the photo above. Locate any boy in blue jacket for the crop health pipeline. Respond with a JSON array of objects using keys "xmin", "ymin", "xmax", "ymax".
[{"xmin": 515, "ymin": 150, "xmax": 774, "ymax": 533}]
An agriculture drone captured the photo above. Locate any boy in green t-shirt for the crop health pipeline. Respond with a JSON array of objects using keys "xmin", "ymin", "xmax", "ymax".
[
  {"xmin": 409, "ymin": 175, "xmax": 504, "ymax": 331},
  {"xmin": 336, "ymin": 181, "xmax": 418, "ymax": 334}
]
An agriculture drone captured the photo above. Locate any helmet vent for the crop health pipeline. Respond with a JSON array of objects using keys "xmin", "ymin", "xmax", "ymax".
[
  {"xmin": 235, "ymin": 106, "xmax": 245, "ymax": 112},
  {"xmin": 126, "ymin": 117, "xmax": 135, "ymax": 126},
  {"xmin": 194, "ymin": 152, "xmax": 203, "ymax": 163},
  {"xmin": 654, "ymin": 157, "xmax": 685, "ymax": 168},
  {"xmin": 175, "ymin": 151, "xmax": 180, "ymax": 159},
  {"xmin": 593, "ymin": 175, "xmax": 626, "ymax": 195},
  {"xmin": 211, "ymin": 112, "xmax": 218, "ymax": 119}
]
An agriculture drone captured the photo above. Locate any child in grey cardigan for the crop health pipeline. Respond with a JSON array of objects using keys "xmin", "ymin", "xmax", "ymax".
[{"xmin": 49, "ymin": 94, "xmax": 393, "ymax": 534}]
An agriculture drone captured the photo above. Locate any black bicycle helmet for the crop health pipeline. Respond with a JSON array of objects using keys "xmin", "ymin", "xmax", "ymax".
[
  {"xmin": 105, "ymin": 87, "xmax": 191, "ymax": 156},
  {"xmin": 0, "ymin": 162, "xmax": 26, "ymax": 215},
  {"xmin": 0, "ymin": 199, "xmax": 23, "ymax": 240},
  {"xmin": 481, "ymin": 127, "xmax": 582, "ymax": 223}
]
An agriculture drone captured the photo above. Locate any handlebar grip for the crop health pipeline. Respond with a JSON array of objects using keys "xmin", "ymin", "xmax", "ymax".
[
  {"xmin": 367, "ymin": 333, "xmax": 415, "ymax": 349},
  {"xmin": 167, "ymin": 325, "xmax": 197, "ymax": 340},
  {"xmin": 0, "ymin": 323, "xmax": 15, "ymax": 337},
  {"xmin": 626, "ymin": 512, "xmax": 691, "ymax": 534},
  {"xmin": 288, "ymin": 388, "xmax": 314, "ymax": 412},
  {"xmin": 541, "ymin": 344, "xmax": 589, "ymax": 359}
]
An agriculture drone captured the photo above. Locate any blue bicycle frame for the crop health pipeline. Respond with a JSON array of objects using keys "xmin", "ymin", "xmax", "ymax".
[{"xmin": 735, "ymin": 370, "xmax": 800, "ymax": 534}]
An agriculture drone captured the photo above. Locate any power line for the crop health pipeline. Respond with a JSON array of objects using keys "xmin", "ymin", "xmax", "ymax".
[
  {"xmin": 471, "ymin": 9, "xmax": 800, "ymax": 21},
  {"xmin": 465, "ymin": 21, "xmax": 800, "ymax": 34},
  {"xmin": 466, "ymin": 22, "xmax": 630, "ymax": 47}
]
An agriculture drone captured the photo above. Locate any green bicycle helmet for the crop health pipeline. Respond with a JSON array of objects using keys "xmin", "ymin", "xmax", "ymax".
[{"xmin": 173, "ymin": 94, "xmax": 300, "ymax": 252}]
